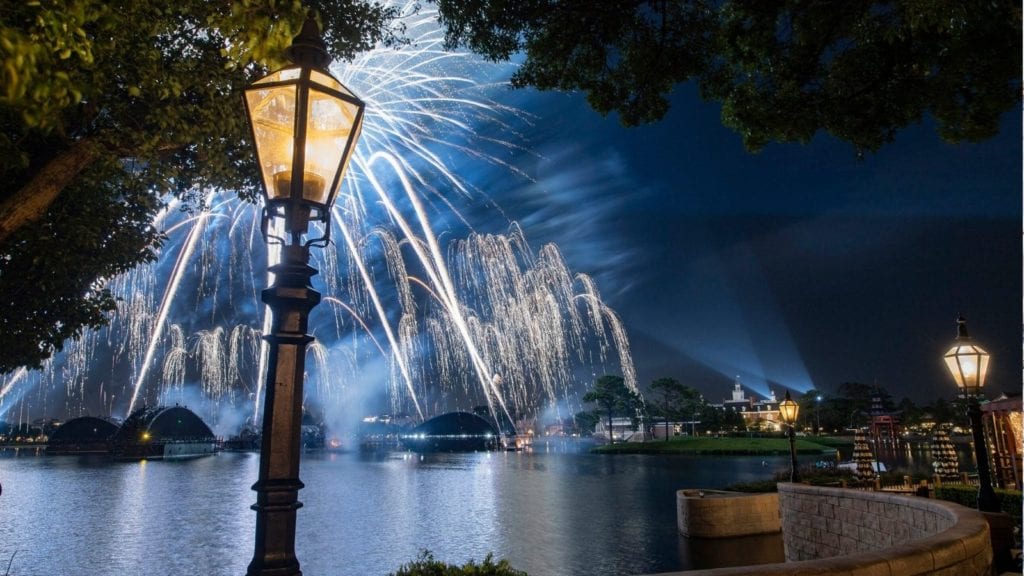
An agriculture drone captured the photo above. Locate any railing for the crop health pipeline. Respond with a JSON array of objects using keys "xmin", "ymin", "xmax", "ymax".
[{"xmin": 834, "ymin": 473, "xmax": 980, "ymax": 496}]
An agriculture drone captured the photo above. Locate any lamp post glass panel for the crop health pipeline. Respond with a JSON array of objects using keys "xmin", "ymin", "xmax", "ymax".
[
  {"xmin": 779, "ymin": 391, "xmax": 800, "ymax": 483},
  {"xmin": 242, "ymin": 18, "xmax": 364, "ymax": 576},
  {"xmin": 943, "ymin": 316, "xmax": 998, "ymax": 513}
]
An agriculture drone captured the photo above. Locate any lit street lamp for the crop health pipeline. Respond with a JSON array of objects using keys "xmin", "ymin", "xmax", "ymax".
[
  {"xmin": 779, "ymin": 390, "xmax": 800, "ymax": 483},
  {"xmin": 815, "ymin": 394, "xmax": 822, "ymax": 436},
  {"xmin": 943, "ymin": 315, "xmax": 998, "ymax": 513},
  {"xmin": 242, "ymin": 17, "xmax": 365, "ymax": 576}
]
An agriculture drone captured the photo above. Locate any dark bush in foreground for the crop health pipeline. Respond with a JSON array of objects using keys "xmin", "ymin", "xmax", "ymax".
[
  {"xmin": 934, "ymin": 484, "xmax": 1021, "ymax": 515},
  {"xmin": 391, "ymin": 551, "xmax": 527, "ymax": 576}
]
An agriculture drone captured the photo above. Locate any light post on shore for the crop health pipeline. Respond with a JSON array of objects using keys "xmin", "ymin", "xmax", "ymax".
[
  {"xmin": 242, "ymin": 17, "xmax": 364, "ymax": 576},
  {"xmin": 779, "ymin": 390, "xmax": 800, "ymax": 483},
  {"xmin": 814, "ymin": 394, "xmax": 822, "ymax": 435},
  {"xmin": 942, "ymin": 315, "xmax": 998, "ymax": 513}
]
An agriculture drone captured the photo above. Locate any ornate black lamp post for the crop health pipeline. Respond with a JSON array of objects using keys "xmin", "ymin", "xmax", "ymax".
[
  {"xmin": 242, "ymin": 18, "xmax": 364, "ymax": 576},
  {"xmin": 943, "ymin": 315, "xmax": 998, "ymax": 513},
  {"xmin": 779, "ymin": 390, "xmax": 800, "ymax": 483}
]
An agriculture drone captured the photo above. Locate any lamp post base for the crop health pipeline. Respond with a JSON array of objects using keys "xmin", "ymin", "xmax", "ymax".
[
  {"xmin": 788, "ymin": 426, "xmax": 801, "ymax": 483},
  {"xmin": 967, "ymin": 398, "xmax": 999, "ymax": 513},
  {"xmin": 246, "ymin": 245, "xmax": 320, "ymax": 576}
]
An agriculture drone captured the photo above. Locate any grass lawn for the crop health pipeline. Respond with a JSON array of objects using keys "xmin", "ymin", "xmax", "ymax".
[
  {"xmin": 806, "ymin": 435, "xmax": 853, "ymax": 448},
  {"xmin": 592, "ymin": 436, "xmax": 838, "ymax": 455}
]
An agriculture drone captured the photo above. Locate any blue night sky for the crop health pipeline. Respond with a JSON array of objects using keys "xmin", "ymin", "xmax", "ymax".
[
  {"xmin": 481, "ymin": 82, "xmax": 1021, "ymax": 404},
  {"xmin": 4, "ymin": 21, "xmax": 1016, "ymax": 424}
]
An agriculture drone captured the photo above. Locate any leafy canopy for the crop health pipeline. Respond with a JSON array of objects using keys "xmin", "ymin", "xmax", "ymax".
[
  {"xmin": 0, "ymin": 0, "xmax": 404, "ymax": 372},
  {"xmin": 435, "ymin": 0, "xmax": 1021, "ymax": 153},
  {"xmin": 583, "ymin": 374, "xmax": 642, "ymax": 444}
]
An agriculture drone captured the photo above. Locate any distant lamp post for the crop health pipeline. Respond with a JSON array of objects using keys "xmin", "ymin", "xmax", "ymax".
[
  {"xmin": 779, "ymin": 390, "xmax": 801, "ymax": 482},
  {"xmin": 242, "ymin": 17, "xmax": 364, "ymax": 576},
  {"xmin": 943, "ymin": 315, "xmax": 998, "ymax": 512},
  {"xmin": 815, "ymin": 395, "xmax": 822, "ymax": 435}
]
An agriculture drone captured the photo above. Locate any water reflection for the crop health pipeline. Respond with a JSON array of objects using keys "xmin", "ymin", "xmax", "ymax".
[{"xmin": 1, "ymin": 445, "xmax": 792, "ymax": 576}]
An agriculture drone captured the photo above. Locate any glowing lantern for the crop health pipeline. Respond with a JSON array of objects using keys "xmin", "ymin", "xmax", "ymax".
[
  {"xmin": 243, "ymin": 18, "xmax": 364, "ymax": 241},
  {"xmin": 943, "ymin": 315, "xmax": 990, "ymax": 396},
  {"xmin": 780, "ymin": 389, "xmax": 801, "ymax": 483},
  {"xmin": 778, "ymin": 390, "xmax": 800, "ymax": 425}
]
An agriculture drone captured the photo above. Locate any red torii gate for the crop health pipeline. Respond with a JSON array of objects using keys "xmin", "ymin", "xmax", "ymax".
[{"xmin": 868, "ymin": 396, "xmax": 900, "ymax": 445}]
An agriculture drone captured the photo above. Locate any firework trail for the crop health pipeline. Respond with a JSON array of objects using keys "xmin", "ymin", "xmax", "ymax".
[{"xmin": 0, "ymin": 2, "xmax": 636, "ymax": 431}]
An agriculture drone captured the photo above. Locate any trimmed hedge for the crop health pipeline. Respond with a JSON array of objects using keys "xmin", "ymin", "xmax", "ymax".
[
  {"xmin": 934, "ymin": 484, "xmax": 1022, "ymax": 519},
  {"xmin": 391, "ymin": 551, "xmax": 527, "ymax": 576}
]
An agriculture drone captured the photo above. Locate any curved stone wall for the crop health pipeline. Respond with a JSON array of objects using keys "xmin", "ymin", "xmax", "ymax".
[
  {"xmin": 677, "ymin": 490, "xmax": 780, "ymax": 538},
  {"xmin": 647, "ymin": 483, "xmax": 992, "ymax": 576}
]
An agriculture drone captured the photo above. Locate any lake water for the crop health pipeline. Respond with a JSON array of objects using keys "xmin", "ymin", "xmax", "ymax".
[{"xmin": 0, "ymin": 440, "xmax": 787, "ymax": 576}]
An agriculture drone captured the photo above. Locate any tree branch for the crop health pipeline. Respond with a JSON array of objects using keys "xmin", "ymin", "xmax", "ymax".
[{"xmin": 0, "ymin": 138, "xmax": 102, "ymax": 245}]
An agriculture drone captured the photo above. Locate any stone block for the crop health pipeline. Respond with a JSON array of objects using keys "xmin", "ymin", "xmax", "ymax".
[
  {"xmin": 868, "ymin": 500, "xmax": 884, "ymax": 516},
  {"xmin": 818, "ymin": 530, "xmax": 839, "ymax": 549},
  {"xmin": 969, "ymin": 548, "xmax": 993, "ymax": 574},
  {"xmin": 839, "ymin": 538, "xmax": 860, "ymax": 555},
  {"xmin": 893, "ymin": 523, "xmax": 910, "ymax": 542},
  {"xmin": 846, "ymin": 552, "xmax": 893, "ymax": 576},
  {"xmin": 928, "ymin": 538, "xmax": 967, "ymax": 569},
  {"xmin": 884, "ymin": 546, "xmax": 934, "ymax": 575},
  {"xmin": 913, "ymin": 509, "xmax": 925, "ymax": 529},
  {"xmin": 878, "ymin": 517, "xmax": 895, "ymax": 536},
  {"xmin": 857, "ymin": 526, "xmax": 876, "ymax": 547},
  {"xmin": 864, "ymin": 512, "xmax": 879, "ymax": 531},
  {"xmin": 929, "ymin": 565, "xmax": 962, "ymax": 576}
]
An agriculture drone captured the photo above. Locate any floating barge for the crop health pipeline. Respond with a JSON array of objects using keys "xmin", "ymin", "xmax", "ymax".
[
  {"xmin": 110, "ymin": 405, "xmax": 216, "ymax": 460},
  {"xmin": 400, "ymin": 412, "xmax": 501, "ymax": 453}
]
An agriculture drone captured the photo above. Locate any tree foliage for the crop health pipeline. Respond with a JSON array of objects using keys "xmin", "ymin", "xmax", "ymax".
[
  {"xmin": 434, "ymin": 0, "xmax": 1021, "ymax": 153},
  {"xmin": 391, "ymin": 550, "xmax": 527, "ymax": 576},
  {"xmin": 573, "ymin": 410, "xmax": 599, "ymax": 436},
  {"xmin": 649, "ymin": 377, "xmax": 685, "ymax": 440},
  {"xmin": 0, "ymin": 0, "xmax": 404, "ymax": 372},
  {"xmin": 5, "ymin": 1, "xmax": 1019, "ymax": 374},
  {"xmin": 648, "ymin": 377, "xmax": 704, "ymax": 437},
  {"xmin": 583, "ymin": 374, "xmax": 641, "ymax": 445}
]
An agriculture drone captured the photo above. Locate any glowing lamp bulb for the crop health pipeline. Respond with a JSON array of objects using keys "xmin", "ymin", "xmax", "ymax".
[
  {"xmin": 273, "ymin": 170, "xmax": 326, "ymax": 203},
  {"xmin": 943, "ymin": 317, "xmax": 990, "ymax": 395},
  {"xmin": 778, "ymin": 390, "xmax": 799, "ymax": 425}
]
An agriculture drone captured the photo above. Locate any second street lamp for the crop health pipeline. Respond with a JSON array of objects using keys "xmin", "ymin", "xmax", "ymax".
[
  {"xmin": 779, "ymin": 390, "xmax": 800, "ymax": 483},
  {"xmin": 943, "ymin": 315, "xmax": 998, "ymax": 513},
  {"xmin": 815, "ymin": 394, "xmax": 822, "ymax": 435},
  {"xmin": 242, "ymin": 17, "xmax": 365, "ymax": 576}
]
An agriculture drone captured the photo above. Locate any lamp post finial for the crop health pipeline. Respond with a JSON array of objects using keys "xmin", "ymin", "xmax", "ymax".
[
  {"xmin": 955, "ymin": 315, "xmax": 970, "ymax": 340},
  {"xmin": 287, "ymin": 16, "xmax": 331, "ymax": 68}
]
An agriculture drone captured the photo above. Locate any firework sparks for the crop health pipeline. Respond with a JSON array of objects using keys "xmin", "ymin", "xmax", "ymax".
[{"xmin": 0, "ymin": 2, "xmax": 636, "ymax": 433}]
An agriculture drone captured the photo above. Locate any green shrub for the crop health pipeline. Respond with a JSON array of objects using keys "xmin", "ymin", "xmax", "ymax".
[
  {"xmin": 934, "ymin": 484, "xmax": 1022, "ymax": 519},
  {"xmin": 725, "ymin": 479, "xmax": 778, "ymax": 493},
  {"xmin": 390, "ymin": 551, "xmax": 527, "ymax": 576}
]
